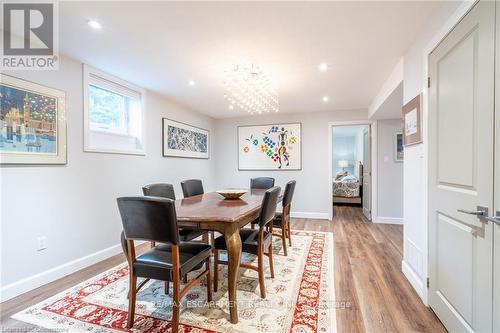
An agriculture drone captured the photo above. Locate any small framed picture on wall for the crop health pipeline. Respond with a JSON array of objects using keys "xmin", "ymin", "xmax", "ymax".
[
  {"xmin": 402, "ymin": 94, "xmax": 422, "ymax": 146},
  {"xmin": 162, "ymin": 118, "xmax": 209, "ymax": 159}
]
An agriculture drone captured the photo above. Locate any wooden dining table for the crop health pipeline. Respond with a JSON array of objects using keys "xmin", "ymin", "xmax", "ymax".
[{"xmin": 175, "ymin": 188, "xmax": 278, "ymax": 324}]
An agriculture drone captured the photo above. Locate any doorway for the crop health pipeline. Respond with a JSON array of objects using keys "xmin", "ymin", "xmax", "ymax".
[{"xmin": 329, "ymin": 123, "xmax": 371, "ymax": 220}]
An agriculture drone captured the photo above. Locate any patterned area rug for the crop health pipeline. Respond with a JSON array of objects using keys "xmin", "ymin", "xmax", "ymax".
[{"xmin": 13, "ymin": 231, "xmax": 335, "ymax": 333}]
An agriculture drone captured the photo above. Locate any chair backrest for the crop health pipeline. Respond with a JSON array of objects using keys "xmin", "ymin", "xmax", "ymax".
[
  {"xmin": 142, "ymin": 183, "xmax": 176, "ymax": 200},
  {"xmin": 181, "ymin": 179, "xmax": 204, "ymax": 198},
  {"xmin": 117, "ymin": 196, "xmax": 179, "ymax": 245},
  {"xmin": 258, "ymin": 186, "xmax": 281, "ymax": 227},
  {"xmin": 282, "ymin": 180, "xmax": 296, "ymax": 207},
  {"xmin": 250, "ymin": 177, "xmax": 275, "ymax": 190}
]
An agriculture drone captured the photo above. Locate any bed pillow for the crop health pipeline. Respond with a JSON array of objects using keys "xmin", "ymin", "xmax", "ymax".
[
  {"xmin": 342, "ymin": 175, "xmax": 358, "ymax": 182},
  {"xmin": 335, "ymin": 171, "xmax": 347, "ymax": 181}
]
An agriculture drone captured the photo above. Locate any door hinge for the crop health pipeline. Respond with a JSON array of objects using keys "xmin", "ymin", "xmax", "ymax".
[
  {"xmin": 427, "ymin": 278, "xmax": 430, "ymax": 288},
  {"xmin": 427, "ymin": 77, "xmax": 431, "ymax": 88}
]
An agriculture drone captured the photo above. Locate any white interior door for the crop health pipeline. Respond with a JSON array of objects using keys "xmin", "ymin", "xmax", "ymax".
[
  {"xmin": 428, "ymin": 1, "xmax": 495, "ymax": 332},
  {"xmin": 362, "ymin": 126, "xmax": 371, "ymax": 220}
]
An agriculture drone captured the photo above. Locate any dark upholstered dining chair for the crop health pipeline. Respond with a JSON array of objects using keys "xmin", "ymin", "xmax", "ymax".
[
  {"xmin": 271, "ymin": 180, "xmax": 296, "ymax": 256},
  {"xmin": 179, "ymin": 179, "xmax": 214, "ymax": 252},
  {"xmin": 181, "ymin": 179, "xmax": 204, "ymax": 198},
  {"xmin": 143, "ymin": 183, "xmax": 209, "ymax": 287},
  {"xmin": 213, "ymin": 186, "xmax": 281, "ymax": 299},
  {"xmin": 117, "ymin": 196, "xmax": 212, "ymax": 333},
  {"xmin": 142, "ymin": 183, "xmax": 207, "ymax": 243},
  {"xmin": 142, "ymin": 183, "xmax": 176, "ymax": 200},
  {"xmin": 250, "ymin": 177, "xmax": 275, "ymax": 190},
  {"xmin": 249, "ymin": 177, "xmax": 276, "ymax": 230}
]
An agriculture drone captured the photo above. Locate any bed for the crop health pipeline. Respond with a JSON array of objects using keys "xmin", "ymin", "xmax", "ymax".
[{"xmin": 332, "ymin": 163, "xmax": 363, "ymax": 205}]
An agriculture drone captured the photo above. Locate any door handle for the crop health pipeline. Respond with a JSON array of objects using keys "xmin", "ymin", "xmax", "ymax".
[
  {"xmin": 457, "ymin": 208, "xmax": 486, "ymax": 216},
  {"xmin": 457, "ymin": 209, "xmax": 484, "ymax": 215},
  {"xmin": 484, "ymin": 216, "xmax": 500, "ymax": 226},
  {"xmin": 457, "ymin": 206, "xmax": 489, "ymax": 218},
  {"xmin": 485, "ymin": 210, "xmax": 500, "ymax": 227}
]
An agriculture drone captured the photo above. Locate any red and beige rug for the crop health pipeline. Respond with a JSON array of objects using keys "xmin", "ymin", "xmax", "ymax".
[{"xmin": 13, "ymin": 231, "xmax": 335, "ymax": 333}]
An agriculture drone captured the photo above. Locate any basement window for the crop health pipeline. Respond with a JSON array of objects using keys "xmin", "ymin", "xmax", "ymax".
[{"xmin": 83, "ymin": 64, "xmax": 145, "ymax": 155}]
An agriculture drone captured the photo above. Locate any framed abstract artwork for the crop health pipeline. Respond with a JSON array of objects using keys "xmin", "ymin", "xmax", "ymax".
[
  {"xmin": 238, "ymin": 123, "xmax": 302, "ymax": 170},
  {"xmin": 394, "ymin": 131, "xmax": 404, "ymax": 162},
  {"xmin": 402, "ymin": 94, "xmax": 422, "ymax": 146},
  {"xmin": 162, "ymin": 118, "xmax": 209, "ymax": 159},
  {"xmin": 0, "ymin": 74, "xmax": 67, "ymax": 164}
]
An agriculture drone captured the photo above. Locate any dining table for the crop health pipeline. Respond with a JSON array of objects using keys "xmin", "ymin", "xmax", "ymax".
[{"xmin": 175, "ymin": 188, "xmax": 280, "ymax": 324}]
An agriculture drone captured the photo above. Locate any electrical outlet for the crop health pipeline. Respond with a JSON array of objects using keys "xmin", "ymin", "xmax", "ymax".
[{"xmin": 37, "ymin": 236, "xmax": 47, "ymax": 251}]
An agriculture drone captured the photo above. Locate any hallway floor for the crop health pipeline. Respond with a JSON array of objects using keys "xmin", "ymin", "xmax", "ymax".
[{"xmin": 293, "ymin": 206, "xmax": 446, "ymax": 332}]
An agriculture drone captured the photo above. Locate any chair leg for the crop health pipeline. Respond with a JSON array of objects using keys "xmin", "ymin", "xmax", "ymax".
[
  {"xmin": 127, "ymin": 274, "xmax": 137, "ymax": 329},
  {"xmin": 287, "ymin": 222, "xmax": 292, "ymax": 246},
  {"xmin": 165, "ymin": 281, "xmax": 170, "ymax": 295},
  {"xmin": 213, "ymin": 249, "xmax": 219, "ymax": 292},
  {"xmin": 172, "ymin": 248, "xmax": 180, "ymax": 333},
  {"xmin": 206, "ymin": 258, "xmax": 212, "ymax": 302},
  {"xmin": 281, "ymin": 227, "xmax": 288, "ymax": 256},
  {"xmin": 268, "ymin": 243, "xmax": 275, "ymax": 278},
  {"xmin": 172, "ymin": 285, "xmax": 180, "ymax": 333},
  {"xmin": 183, "ymin": 275, "xmax": 188, "ymax": 284},
  {"xmin": 258, "ymin": 247, "xmax": 266, "ymax": 298}
]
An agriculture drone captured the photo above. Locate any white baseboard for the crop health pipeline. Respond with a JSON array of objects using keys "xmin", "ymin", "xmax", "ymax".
[
  {"xmin": 402, "ymin": 260, "xmax": 425, "ymax": 300},
  {"xmin": 290, "ymin": 212, "xmax": 329, "ymax": 220},
  {"xmin": 373, "ymin": 216, "xmax": 404, "ymax": 224},
  {"xmin": 0, "ymin": 243, "xmax": 124, "ymax": 303}
]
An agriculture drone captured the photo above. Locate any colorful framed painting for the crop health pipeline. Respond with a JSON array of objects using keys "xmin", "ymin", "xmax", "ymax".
[
  {"xmin": 394, "ymin": 131, "xmax": 404, "ymax": 162},
  {"xmin": 162, "ymin": 118, "xmax": 209, "ymax": 159},
  {"xmin": 402, "ymin": 94, "xmax": 422, "ymax": 146},
  {"xmin": 238, "ymin": 123, "xmax": 302, "ymax": 170},
  {"xmin": 0, "ymin": 74, "xmax": 67, "ymax": 164}
]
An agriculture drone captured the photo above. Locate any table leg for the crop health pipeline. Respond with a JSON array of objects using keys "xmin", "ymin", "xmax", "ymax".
[{"xmin": 224, "ymin": 225, "xmax": 242, "ymax": 324}]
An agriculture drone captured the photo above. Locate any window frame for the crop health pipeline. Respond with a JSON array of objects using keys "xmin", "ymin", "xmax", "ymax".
[{"xmin": 83, "ymin": 64, "xmax": 146, "ymax": 155}]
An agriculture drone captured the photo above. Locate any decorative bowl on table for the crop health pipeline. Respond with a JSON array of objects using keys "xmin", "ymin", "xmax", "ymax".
[{"xmin": 216, "ymin": 189, "xmax": 247, "ymax": 200}]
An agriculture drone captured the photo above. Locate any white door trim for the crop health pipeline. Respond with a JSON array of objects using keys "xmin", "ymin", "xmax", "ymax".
[
  {"xmin": 415, "ymin": 0, "xmax": 478, "ymax": 306},
  {"xmin": 328, "ymin": 120, "xmax": 375, "ymax": 221}
]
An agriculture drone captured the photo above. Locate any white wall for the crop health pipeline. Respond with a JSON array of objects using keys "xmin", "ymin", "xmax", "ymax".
[
  {"xmin": 214, "ymin": 110, "xmax": 368, "ymax": 218},
  {"xmin": 400, "ymin": 1, "xmax": 467, "ymax": 302},
  {"xmin": 368, "ymin": 58, "xmax": 404, "ymax": 119},
  {"xmin": 332, "ymin": 126, "xmax": 366, "ymax": 178},
  {"xmin": 375, "ymin": 119, "xmax": 403, "ymax": 222},
  {"xmin": 332, "ymin": 135, "xmax": 356, "ymax": 176},
  {"xmin": 0, "ymin": 56, "xmax": 216, "ymax": 301}
]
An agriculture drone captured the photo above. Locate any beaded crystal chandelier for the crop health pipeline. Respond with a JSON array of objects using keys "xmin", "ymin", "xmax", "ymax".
[{"xmin": 223, "ymin": 64, "xmax": 279, "ymax": 114}]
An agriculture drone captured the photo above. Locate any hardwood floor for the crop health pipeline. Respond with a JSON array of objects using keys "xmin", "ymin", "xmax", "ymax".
[
  {"xmin": 0, "ymin": 206, "xmax": 445, "ymax": 332},
  {"xmin": 294, "ymin": 206, "xmax": 445, "ymax": 333}
]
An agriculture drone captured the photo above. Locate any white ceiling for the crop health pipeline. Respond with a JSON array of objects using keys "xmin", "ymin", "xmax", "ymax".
[{"xmin": 59, "ymin": 1, "xmax": 455, "ymax": 119}]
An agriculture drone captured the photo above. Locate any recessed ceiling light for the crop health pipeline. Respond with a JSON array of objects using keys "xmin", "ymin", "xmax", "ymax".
[
  {"xmin": 188, "ymin": 80, "xmax": 195, "ymax": 86},
  {"xmin": 322, "ymin": 96, "xmax": 329, "ymax": 103},
  {"xmin": 318, "ymin": 62, "xmax": 328, "ymax": 72},
  {"xmin": 87, "ymin": 20, "xmax": 102, "ymax": 30},
  {"xmin": 228, "ymin": 104, "xmax": 234, "ymax": 110}
]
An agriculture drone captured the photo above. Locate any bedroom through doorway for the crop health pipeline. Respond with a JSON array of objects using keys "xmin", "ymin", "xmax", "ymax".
[{"xmin": 331, "ymin": 124, "xmax": 371, "ymax": 220}]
